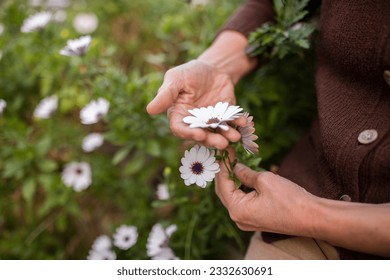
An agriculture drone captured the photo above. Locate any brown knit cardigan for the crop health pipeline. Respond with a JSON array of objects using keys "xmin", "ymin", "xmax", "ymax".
[{"xmin": 221, "ymin": 0, "xmax": 390, "ymax": 259}]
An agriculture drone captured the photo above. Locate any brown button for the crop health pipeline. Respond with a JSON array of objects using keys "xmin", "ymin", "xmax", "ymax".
[
  {"xmin": 358, "ymin": 129, "xmax": 378, "ymax": 144},
  {"xmin": 340, "ymin": 194, "xmax": 352, "ymax": 202},
  {"xmin": 383, "ymin": 70, "xmax": 390, "ymax": 86}
]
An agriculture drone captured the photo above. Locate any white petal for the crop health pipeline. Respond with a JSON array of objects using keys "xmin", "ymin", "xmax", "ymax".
[
  {"xmin": 213, "ymin": 102, "xmax": 229, "ymax": 117},
  {"xmin": 188, "ymin": 174, "xmax": 197, "ymax": 184},
  {"xmin": 206, "ymin": 162, "xmax": 220, "ymax": 172},
  {"xmin": 218, "ymin": 123, "xmax": 229, "ymax": 131},
  {"xmin": 180, "ymin": 169, "xmax": 192, "ymax": 180},
  {"xmin": 195, "ymin": 176, "xmax": 206, "ymax": 188},
  {"xmin": 203, "ymin": 156, "xmax": 216, "ymax": 167},
  {"xmin": 196, "ymin": 145, "xmax": 208, "ymax": 162},
  {"xmin": 201, "ymin": 170, "xmax": 216, "ymax": 182}
]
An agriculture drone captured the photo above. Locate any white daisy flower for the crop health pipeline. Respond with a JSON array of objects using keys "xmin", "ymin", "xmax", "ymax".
[
  {"xmin": 151, "ymin": 247, "xmax": 178, "ymax": 260},
  {"xmin": 73, "ymin": 13, "xmax": 98, "ymax": 34},
  {"xmin": 21, "ymin": 11, "xmax": 51, "ymax": 33},
  {"xmin": 113, "ymin": 225, "xmax": 138, "ymax": 250},
  {"xmin": 179, "ymin": 145, "xmax": 220, "ymax": 188},
  {"xmin": 91, "ymin": 234, "xmax": 112, "ymax": 252},
  {"xmin": 61, "ymin": 162, "xmax": 92, "ymax": 192},
  {"xmin": 183, "ymin": 101, "xmax": 243, "ymax": 131},
  {"xmin": 87, "ymin": 249, "xmax": 116, "ymax": 260},
  {"xmin": 80, "ymin": 97, "xmax": 109, "ymax": 125},
  {"xmin": 82, "ymin": 133, "xmax": 104, "ymax": 152},
  {"xmin": 237, "ymin": 112, "xmax": 259, "ymax": 155},
  {"xmin": 0, "ymin": 99, "xmax": 6, "ymax": 115},
  {"xmin": 156, "ymin": 183, "xmax": 170, "ymax": 200},
  {"xmin": 33, "ymin": 95, "xmax": 58, "ymax": 119},
  {"xmin": 146, "ymin": 223, "xmax": 178, "ymax": 260},
  {"xmin": 60, "ymin": 35, "xmax": 92, "ymax": 57}
]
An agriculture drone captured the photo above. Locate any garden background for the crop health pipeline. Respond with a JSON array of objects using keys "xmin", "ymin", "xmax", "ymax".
[{"xmin": 0, "ymin": 0, "xmax": 317, "ymax": 260}]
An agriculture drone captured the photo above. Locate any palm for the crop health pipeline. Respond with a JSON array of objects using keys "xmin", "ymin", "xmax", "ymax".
[{"xmin": 147, "ymin": 60, "xmax": 240, "ymax": 149}]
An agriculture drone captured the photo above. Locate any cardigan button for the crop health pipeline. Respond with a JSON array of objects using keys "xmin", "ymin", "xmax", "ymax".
[
  {"xmin": 383, "ymin": 70, "xmax": 390, "ymax": 86},
  {"xmin": 339, "ymin": 194, "xmax": 352, "ymax": 202},
  {"xmin": 358, "ymin": 129, "xmax": 378, "ymax": 144}
]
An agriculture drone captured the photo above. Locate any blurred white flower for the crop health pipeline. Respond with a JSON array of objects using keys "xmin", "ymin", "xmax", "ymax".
[
  {"xmin": 80, "ymin": 97, "xmax": 109, "ymax": 125},
  {"xmin": 60, "ymin": 35, "xmax": 92, "ymax": 57},
  {"xmin": 156, "ymin": 183, "xmax": 170, "ymax": 200},
  {"xmin": 0, "ymin": 23, "xmax": 4, "ymax": 36},
  {"xmin": 73, "ymin": 13, "xmax": 98, "ymax": 34},
  {"xmin": 29, "ymin": 0, "xmax": 43, "ymax": 7},
  {"xmin": 290, "ymin": 22, "xmax": 304, "ymax": 31},
  {"xmin": 91, "ymin": 234, "xmax": 112, "ymax": 252},
  {"xmin": 87, "ymin": 234, "xmax": 115, "ymax": 260},
  {"xmin": 87, "ymin": 249, "xmax": 116, "ymax": 260},
  {"xmin": 82, "ymin": 133, "xmax": 104, "ymax": 152},
  {"xmin": 190, "ymin": 0, "xmax": 211, "ymax": 7},
  {"xmin": 179, "ymin": 145, "xmax": 219, "ymax": 188},
  {"xmin": 113, "ymin": 225, "xmax": 138, "ymax": 250},
  {"xmin": 147, "ymin": 223, "xmax": 178, "ymax": 260},
  {"xmin": 238, "ymin": 112, "xmax": 259, "ymax": 155},
  {"xmin": 183, "ymin": 102, "xmax": 243, "ymax": 131},
  {"xmin": 0, "ymin": 99, "xmax": 6, "ymax": 115},
  {"xmin": 52, "ymin": 10, "xmax": 67, "ymax": 23},
  {"xmin": 46, "ymin": 0, "xmax": 70, "ymax": 9},
  {"xmin": 21, "ymin": 11, "xmax": 51, "ymax": 33},
  {"xmin": 33, "ymin": 95, "xmax": 58, "ymax": 119},
  {"xmin": 61, "ymin": 162, "xmax": 92, "ymax": 192}
]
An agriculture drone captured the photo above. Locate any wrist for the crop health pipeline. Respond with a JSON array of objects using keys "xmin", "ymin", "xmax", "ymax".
[{"xmin": 197, "ymin": 30, "xmax": 258, "ymax": 84}]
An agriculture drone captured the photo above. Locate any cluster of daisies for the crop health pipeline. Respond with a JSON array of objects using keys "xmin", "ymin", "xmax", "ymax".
[
  {"xmin": 0, "ymin": 1, "xmax": 110, "ymax": 192},
  {"xmin": 88, "ymin": 223, "xmax": 178, "ymax": 260},
  {"xmin": 179, "ymin": 102, "xmax": 259, "ymax": 188}
]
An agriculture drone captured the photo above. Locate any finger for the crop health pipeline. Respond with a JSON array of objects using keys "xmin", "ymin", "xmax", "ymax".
[
  {"xmin": 203, "ymin": 133, "xmax": 230, "ymax": 150},
  {"xmin": 214, "ymin": 159, "xmax": 236, "ymax": 207},
  {"xmin": 215, "ymin": 148, "xmax": 245, "ymax": 207},
  {"xmin": 231, "ymin": 115, "xmax": 247, "ymax": 127},
  {"xmin": 233, "ymin": 163, "xmax": 260, "ymax": 189},
  {"xmin": 219, "ymin": 126, "xmax": 241, "ymax": 143},
  {"xmin": 169, "ymin": 107, "xmax": 208, "ymax": 142},
  {"xmin": 146, "ymin": 74, "xmax": 181, "ymax": 115}
]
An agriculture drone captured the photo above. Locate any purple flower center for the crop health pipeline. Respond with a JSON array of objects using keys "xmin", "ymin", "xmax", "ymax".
[
  {"xmin": 206, "ymin": 117, "xmax": 220, "ymax": 125},
  {"xmin": 191, "ymin": 162, "xmax": 204, "ymax": 175}
]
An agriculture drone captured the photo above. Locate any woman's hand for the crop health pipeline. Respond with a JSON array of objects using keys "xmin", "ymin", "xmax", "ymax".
[
  {"xmin": 215, "ymin": 157, "xmax": 316, "ymax": 236},
  {"xmin": 146, "ymin": 60, "xmax": 244, "ymax": 149}
]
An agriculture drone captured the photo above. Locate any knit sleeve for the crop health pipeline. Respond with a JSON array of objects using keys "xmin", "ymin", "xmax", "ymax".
[{"xmin": 219, "ymin": 0, "xmax": 275, "ymax": 38}]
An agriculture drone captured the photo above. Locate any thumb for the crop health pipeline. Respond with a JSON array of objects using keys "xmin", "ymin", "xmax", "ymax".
[
  {"xmin": 234, "ymin": 163, "xmax": 260, "ymax": 189},
  {"xmin": 146, "ymin": 76, "xmax": 181, "ymax": 115}
]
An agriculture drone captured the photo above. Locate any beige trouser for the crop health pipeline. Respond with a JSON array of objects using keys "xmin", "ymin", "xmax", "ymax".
[{"xmin": 244, "ymin": 232, "xmax": 340, "ymax": 260}]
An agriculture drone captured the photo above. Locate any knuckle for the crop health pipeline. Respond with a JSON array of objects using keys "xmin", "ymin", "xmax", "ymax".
[{"xmin": 256, "ymin": 171, "xmax": 273, "ymax": 185}]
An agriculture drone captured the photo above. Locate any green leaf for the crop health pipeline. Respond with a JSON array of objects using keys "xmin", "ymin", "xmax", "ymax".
[
  {"xmin": 22, "ymin": 178, "xmax": 36, "ymax": 205},
  {"xmin": 124, "ymin": 153, "xmax": 145, "ymax": 175},
  {"xmin": 38, "ymin": 160, "xmax": 58, "ymax": 173},
  {"xmin": 146, "ymin": 140, "xmax": 161, "ymax": 157},
  {"xmin": 112, "ymin": 146, "xmax": 131, "ymax": 165},
  {"xmin": 35, "ymin": 136, "xmax": 51, "ymax": 157}
]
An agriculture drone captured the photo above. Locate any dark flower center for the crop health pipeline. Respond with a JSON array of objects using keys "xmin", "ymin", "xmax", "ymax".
[
  {"xmin": 75, "ymin": 168, "xmax": 83, "ymax": 175},
  {"xmin": 206, "ymin": 117, "xmax": 220, "ymax": 125},
  {"xmin": 191, "ymin": 162, "xmax": 204, "ymax": 175}
]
